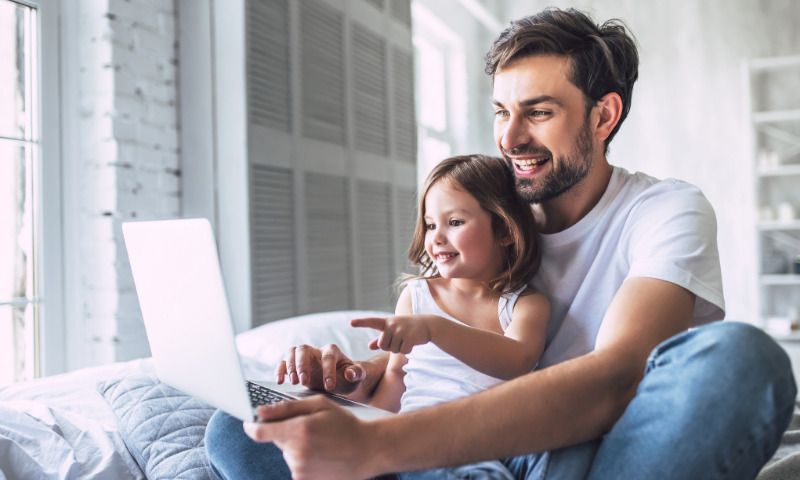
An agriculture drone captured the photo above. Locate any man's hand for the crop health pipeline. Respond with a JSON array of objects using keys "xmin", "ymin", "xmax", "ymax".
[
  {"xmin": 275, "ymin": 344, "xmax": 366, "ymax": 394},
  {"xmin": 244, "ymin": 397, "xmax": 379, "ymax": 480},
  {"xmin": 351, "ymin": 315, "xmax": 436, "ymax": 354}
]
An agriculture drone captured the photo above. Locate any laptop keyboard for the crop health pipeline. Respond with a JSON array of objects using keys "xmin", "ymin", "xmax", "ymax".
[{"xmin": 247, "ymin": 381, "xmax": 292, "ymax": 407}]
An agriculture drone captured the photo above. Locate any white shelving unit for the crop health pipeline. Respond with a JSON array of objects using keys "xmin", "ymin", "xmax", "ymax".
[{"xmin": 745, "ymin": 55, "xmax": 800, "ymax": 339}]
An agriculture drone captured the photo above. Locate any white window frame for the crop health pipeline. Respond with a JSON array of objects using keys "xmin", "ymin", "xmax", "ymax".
[
  {"xmin": 1, "ymin": 0, "xmax": 65, "ymax": 379},
  {"xmin": 38, "ymin": 0, "xmax": 65, "ymax": 377}
]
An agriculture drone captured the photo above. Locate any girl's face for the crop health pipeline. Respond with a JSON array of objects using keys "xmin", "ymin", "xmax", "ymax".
[{"xmin": 423, "ymin": 180, "xmax": 505, "ymax": 282}]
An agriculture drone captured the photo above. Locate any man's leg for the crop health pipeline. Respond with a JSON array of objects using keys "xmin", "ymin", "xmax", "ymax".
[
  {"xmin": 589, "ymin": 321, "xmax": 797, "ymax": 479},
  {"xmin": 397, "ymin": 461, "xmax": 515, "ymax": 480},
  {"xmin": 204, "ymin": 409, "xmax": 291, "ymax": 480},
  {"xmin": 396, "ymin": 441, "xmax": 598, "ymax": 480}
]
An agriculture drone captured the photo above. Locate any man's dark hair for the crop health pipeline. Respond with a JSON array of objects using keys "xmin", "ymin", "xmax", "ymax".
[{"xmin": 485, "ymin": 8, "xmax": 639, "ymax": 149}]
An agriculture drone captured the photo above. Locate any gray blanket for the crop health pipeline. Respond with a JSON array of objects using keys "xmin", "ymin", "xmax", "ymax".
[{"xmin": 758, "ymin": 404, "xmax": 800, "ymax": 480}]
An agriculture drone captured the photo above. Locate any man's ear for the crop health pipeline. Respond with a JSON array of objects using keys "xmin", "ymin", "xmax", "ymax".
[{"xmin": 593, "ymin": 92, "xmax": 623, "ymax": 144}]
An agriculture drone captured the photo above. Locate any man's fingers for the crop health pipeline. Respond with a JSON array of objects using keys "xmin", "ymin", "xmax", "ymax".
[
  {"xmin": 294, "ymin": 344, "xmax": 317, "ymax": 386},
  {"xmin": 256, "ymin": 396, "xmax": 332, "ymax": 422},
  {"xmin": 320, "ymin": 344, "xmax": 343, "ymax": 391},
  {"xmin": 285, "ymin": 347, "xmax": 298, "ymax": 384},
  {"xmin": 244, "ymin": 399, "xmax": 320, "ymax": 443},
  {"xmin": 275, "ymin": 360, "xmax": 287, "ymax": 384},
  {"xmin": 350, "ymin": 317, "xmax": 387, "ymax": 331},
  {"xmin": 343, "ymin": 364, "xmax": 365, "ymax": 383}
]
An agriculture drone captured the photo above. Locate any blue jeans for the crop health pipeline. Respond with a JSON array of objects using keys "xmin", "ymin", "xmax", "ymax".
[{"xmin": 205, "ymin": 322, "xmax": 797, "ymax": 479}]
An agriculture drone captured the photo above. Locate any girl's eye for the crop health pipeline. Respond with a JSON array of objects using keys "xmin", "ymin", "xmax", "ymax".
[
  {"xmin": 425, "ymin": 223, "xmax": 435, "ymax": 230},
  {"xmin": 449, "ymin": 219, "xmax": 464, "ymax": 227}
]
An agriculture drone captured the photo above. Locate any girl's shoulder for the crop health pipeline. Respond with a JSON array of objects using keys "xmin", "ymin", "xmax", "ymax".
[
  {"xmin": 513, "ymin": 287, "xmax": 550, "ymax": 312},
  {"xmin": 517, "ymin": 286, "xmax": 543, "ymax": 297}
]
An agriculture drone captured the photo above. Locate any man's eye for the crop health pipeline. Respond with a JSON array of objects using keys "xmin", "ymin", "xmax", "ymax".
[
  {"xmin": 494, "ymin": 110, "xmax": 509, "ymax": 118},
  {"xmin": 449, "ymin": 219, "xmax": 464, "ymax": 227},
  {"xmin": 530, "ymin": 110, "xmax": 551, "ymax": 118}
]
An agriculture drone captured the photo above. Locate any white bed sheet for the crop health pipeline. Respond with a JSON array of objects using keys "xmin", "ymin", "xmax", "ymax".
[{"xmin": 0, "ymin": 359, "xmax": 152, "ymax": 480}]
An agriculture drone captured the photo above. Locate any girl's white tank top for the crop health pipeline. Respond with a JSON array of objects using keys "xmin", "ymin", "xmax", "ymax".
[{"xmin": 399, "ymin": 279, "xmax": 524, "ymax": 413}]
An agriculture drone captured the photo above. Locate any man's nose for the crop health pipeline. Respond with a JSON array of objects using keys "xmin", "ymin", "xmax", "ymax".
[{"xmin": 500, "ymin": 114, "xmax": 531, "ymax": 153}]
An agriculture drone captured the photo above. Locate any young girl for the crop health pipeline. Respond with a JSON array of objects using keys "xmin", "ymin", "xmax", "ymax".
[{"xmin": 350, "ymin": 153, "xmax": 550, "ymax": 415}]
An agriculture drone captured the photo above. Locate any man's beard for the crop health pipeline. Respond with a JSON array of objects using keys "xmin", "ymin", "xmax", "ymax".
[{"xmin": 508, "ymin": 120, "xmax": 594, "ymax": 204}]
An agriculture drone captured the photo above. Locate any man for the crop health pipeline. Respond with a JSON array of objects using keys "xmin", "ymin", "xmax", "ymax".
[{"xmin": 206, "ymin": 8, "xmax": 796, "ymax": 479}]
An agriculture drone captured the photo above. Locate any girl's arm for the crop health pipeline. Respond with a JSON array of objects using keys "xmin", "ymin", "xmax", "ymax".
[
  {"xmin": 353, "ymin": 290, "xmax": 550, "ymax": 380},
  {"xmin": 432, "ymin": 291, "xmax": 549, "ymax": 378},
  {"xmin": 368, "ymin": 353, "xmax": 407, "ymax": 412},
  {"xmin": 364, "ymin": 287, "xmax": 413, "ymax": 412}
]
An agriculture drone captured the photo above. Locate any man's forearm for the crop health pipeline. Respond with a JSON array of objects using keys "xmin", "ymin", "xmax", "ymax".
[{"xmin": 366, "ymin": 349, "xmax": 639, "ymax": 475}]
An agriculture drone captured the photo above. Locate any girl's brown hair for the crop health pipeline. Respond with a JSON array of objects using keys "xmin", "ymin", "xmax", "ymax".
[{"xmin": 407, "ymin": 154, "xmax": 540, "ymax": 294}]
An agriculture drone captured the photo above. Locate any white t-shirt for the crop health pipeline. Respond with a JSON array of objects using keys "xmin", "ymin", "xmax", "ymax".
[
  {"xmin": 532, "ymin": 166, "xmax": 725, "ymax": 368},
  {"xmin": 399, "ymin": 279, "xmax": 524, "ymax": 413}
]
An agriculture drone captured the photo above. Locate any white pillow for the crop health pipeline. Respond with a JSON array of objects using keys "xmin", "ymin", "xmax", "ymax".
[{"xmin": 235, "ymin": 310, "xmax": 391, "ymax": 375}]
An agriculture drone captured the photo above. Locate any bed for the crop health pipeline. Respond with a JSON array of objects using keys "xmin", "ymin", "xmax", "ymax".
[{"xmin": 0, "ymin": 311, "xmax": 798, "ymax": 479}]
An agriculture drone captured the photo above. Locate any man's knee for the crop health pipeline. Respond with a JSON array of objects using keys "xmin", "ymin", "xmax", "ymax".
[
  {"xmin": 654, "ymin": 321, "xmax": 797, "ymax": 408},
  {"xmin": 205, "ymin": 410, "xmax": 240, "ymax": 463},
  {"xmin": 691, "ymin": 322, "xmax": 792, "ymax": 376},
  {"xmin": 204, "ymin": 409, "xmax": 293, "ymax": 479}
]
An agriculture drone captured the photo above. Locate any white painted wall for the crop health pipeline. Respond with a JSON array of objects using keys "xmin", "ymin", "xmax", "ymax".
[
  {"xmin": 480, "ymin": 0, "xmax": 800, "ymax": 322},
  {"xmin": 62, "ymin": 0, "xmax": 180, "ymax": 369}
]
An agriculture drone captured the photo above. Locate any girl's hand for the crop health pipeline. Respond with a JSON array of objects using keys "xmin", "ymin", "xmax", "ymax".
[{"xmin": 351, "ymin": 315, "xmax": 437, "ymax": 354}]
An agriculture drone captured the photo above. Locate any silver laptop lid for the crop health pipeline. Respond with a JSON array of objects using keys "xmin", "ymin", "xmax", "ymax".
[{"xmin": 122, "ymin": 218, "xmax": 253, "ymax": 421}]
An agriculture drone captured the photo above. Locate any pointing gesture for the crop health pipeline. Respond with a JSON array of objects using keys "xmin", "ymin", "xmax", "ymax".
[{"xmin": 351, "ymin": 315, "xmax": 438, "ymax": 354}]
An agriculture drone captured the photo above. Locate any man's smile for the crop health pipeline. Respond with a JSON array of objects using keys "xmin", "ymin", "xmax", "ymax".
[{"xmin": 511, "ymin": 156, "xmax": 550, "ymax": 176}]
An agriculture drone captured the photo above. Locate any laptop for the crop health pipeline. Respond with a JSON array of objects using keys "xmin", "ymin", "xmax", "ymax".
[{"xmin": 122, "ymin": 218, "xmax": 392, "ymax": 422}]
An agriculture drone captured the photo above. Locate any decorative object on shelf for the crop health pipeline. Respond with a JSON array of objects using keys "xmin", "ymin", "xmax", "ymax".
[
  {"xmin": 767, "ymin": 315, "xmax": 794, "ymax": 336},
  {"xmin": 790, "ymin": 307, "xmax": 800, "ymax": 332},
  {"xmin": 778, "ymin": 202, "xmax": 797, "ymax": 222},
  {"xmin": 759, "ymin": 150, "xmax": 782, "ymax": 169}
]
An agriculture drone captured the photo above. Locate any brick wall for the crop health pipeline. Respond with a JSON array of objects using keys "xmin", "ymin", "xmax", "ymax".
[{"xmin": 76, "ymin": 0, "xmax": 180, "ymax": 364}]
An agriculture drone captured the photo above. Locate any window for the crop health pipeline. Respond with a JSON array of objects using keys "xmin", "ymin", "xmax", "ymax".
[
  {"xmin": 0, "ymin": 0, "xmax": 39, "ymax": 386},
  {"xmin": 411, "ymin": 2, "xmax": 468, "ymax": 184}
]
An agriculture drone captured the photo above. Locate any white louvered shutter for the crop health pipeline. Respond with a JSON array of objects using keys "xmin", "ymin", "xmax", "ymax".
[
  {"xmin": 301, "ymin": 0, "xmax": 346, "ymax": 145},
  {"xmin": 392, "ymin": 46, "xmax": 416, "ymax": 164},
  {"xmin": 352, "ymin": 24, "xmax": 389, "ymax": 156},
  {"xmin": 364, "ymin": 0, "xmax": 385, "ymax": 12},
  {"xmin": 390, "ymin": 0, "xmax": 411, "ymax": 28},
  {"xmin": 305, "ymin": 172, "xmax": 352, "ymax": 312},
  {"xmin": 247, "ymin": 0, "xmax": 291, "ymax": 132},
  {"xmin": 394, "ymin": 186, "xmax": 417, "ymax": 275},
  {"xmin": 250, "ymin": 165, "xmax": 297, "ymax": 325},
  {"xmin": 357, "ymin": 180, "xmax": 394, "ymax": 310}
]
